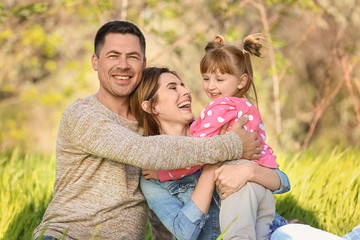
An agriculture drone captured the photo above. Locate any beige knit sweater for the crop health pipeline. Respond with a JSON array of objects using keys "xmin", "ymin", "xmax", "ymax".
[{"xmin": 33, "ymin": 95, "xmax": 243, "ymax": 240}]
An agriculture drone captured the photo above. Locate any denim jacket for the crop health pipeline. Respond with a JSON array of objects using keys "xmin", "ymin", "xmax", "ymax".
[{"xmin": 141, "ymin": 168, "xmax": 290, "ymax": 240}]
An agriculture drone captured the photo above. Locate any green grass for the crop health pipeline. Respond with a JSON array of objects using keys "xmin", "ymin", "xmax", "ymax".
[
  {"xmin": 0, "ymin": 146, "xmax": 359, "ymax": 239},
  {"xmin": 0, "ymin": 149, "xmax": 55, "ymax": 240},
  {"xmin": 275, "ymin": 146, "xmax": 360, "ymax": 236}
]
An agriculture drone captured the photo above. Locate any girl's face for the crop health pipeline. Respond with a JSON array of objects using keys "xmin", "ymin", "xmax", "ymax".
[
  {"xmin": 202, "ymin": 71, "xmax": 246, "ymax": 100},
  {"xmin": 150, "ymin": 73, "xmax": 193, "ymax": 128}
]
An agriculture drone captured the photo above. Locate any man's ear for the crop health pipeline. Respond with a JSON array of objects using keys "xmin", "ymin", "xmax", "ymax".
[
  {"xmin": 238, "ymin": 74, "xmax": 248, "ymax": 90},
  {"xmin": 141, "ymin": 100, "xmax": 153, "ymax": 114},
  {"xmin": 143, "ymin": 57, "xmax": 147, "ymax": 68},
  {"xmin": 91, "ymin": 53, "xmax": 99, "ymax": 71}
]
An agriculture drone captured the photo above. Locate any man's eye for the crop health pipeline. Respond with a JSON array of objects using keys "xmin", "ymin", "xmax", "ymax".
[
  {"xmin": 109, "ymin": 55, "xmax": 117, "ymax": 58},
  {"xmin": 129, "ymin": 55, "xmax": 139, "ymax": 59}
]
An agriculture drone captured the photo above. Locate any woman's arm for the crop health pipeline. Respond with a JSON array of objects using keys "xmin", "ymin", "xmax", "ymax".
[
  {"xmin": 140, "ymin": 165, "xmax": 218, "ymax": 240},
  {"xmin": 140, "ymin": 177, "xmax": 206, "ymax": 240},
  {"xmin": 215, "ymin": 162, "xmax": 289, "ymax": 199},
  {"xmin": 190, "ymin": 164, "xmax": 218, "ymax": 214}
]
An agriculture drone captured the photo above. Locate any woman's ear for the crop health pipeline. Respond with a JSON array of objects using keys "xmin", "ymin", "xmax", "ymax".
[
  {"xmin": 141, "ymin": 100, "xmax": 152, "ymax": 114},
  {"xmin": 238, "ymin": 74, "xmax": 248, "ymax": 90},
  {"xmin": 142, "ymin": 100, "xmax": 158, "ymax": 114}
]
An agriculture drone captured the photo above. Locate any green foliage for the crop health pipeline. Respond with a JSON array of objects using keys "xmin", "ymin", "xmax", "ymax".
[
  {"xmin": 1, "ymin": 147, "xmax": 359, "ymax": 239},
  {"xmin": 0, "ymin": 150, "xmax": 55, "ymax": 240},
  {"xmin": 266, "ymin": 0, "xmax": 298, "ymax": 7},
  {"xmin": 0, "ymin": 0, "xmax": 359, "ymax": 153},
  {"xmin": 11, "ymin": 3, "xmax": 49, "ymax": 19},
  {"xmin": 146, "ymin": 0, "xmax": 159, "ymax": 8},
  {"xmin": 275, "ymin": 146, "xmax": 360, "ymax": 236},
  {"xmin": 225, "ymin": 25, "xmax": 243, "ymax": 43}
]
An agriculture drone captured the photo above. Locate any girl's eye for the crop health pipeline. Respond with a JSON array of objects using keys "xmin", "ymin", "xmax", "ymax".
[
  {"xmin": 203, "ymin": 78, "xmax": 209, "ymax": 81},
  {"xmin": 217, "ymin": 78, "xmax": 224, "ymax": 82}
]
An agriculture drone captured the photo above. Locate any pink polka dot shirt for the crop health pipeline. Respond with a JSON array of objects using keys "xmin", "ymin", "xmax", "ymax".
[{"xmin": 158, "ymin": 97, "xmax": 278, "ymax": 182}]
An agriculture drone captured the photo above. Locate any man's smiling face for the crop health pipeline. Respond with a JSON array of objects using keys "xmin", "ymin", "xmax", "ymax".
[{"xmin": 92, "ymin": 33, "xmax": 146, "ymax": 100}]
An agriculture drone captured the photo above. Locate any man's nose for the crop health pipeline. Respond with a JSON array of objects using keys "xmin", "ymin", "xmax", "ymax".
[{"xmin": 117, "ymin": 56, "xmax": 130, "ymax": 69}]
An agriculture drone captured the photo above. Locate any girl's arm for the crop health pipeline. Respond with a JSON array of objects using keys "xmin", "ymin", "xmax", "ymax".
[{"xmin": 215, "ymin": 162, "xmax": 290, "ymax": 199}]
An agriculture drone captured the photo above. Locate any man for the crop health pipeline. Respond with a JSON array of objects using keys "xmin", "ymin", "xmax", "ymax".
[{"xmin": 33, "ymin": 21, "xmax": 261, "ymax": 239}]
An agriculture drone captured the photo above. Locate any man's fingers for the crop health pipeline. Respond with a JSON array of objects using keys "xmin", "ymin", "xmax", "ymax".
[
  {"xmin": 237, "ymin": 115, "xmax": 249, "ymax": 127},
  {"xmin": 214, "ymin": 166, "xmax": 223, "ymax": 181},
  {"xmin": 221, "ymin": 189, "xmax": 235, "ymax": 200},
  {"xmin": 219, "ymin": 123, "xmax": 229, "ymax": 135}
]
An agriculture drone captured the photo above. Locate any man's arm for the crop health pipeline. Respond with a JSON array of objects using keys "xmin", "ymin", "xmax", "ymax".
[{"xmin": 63, "ymin": 103, "xmax": 255, "ymax": 170}]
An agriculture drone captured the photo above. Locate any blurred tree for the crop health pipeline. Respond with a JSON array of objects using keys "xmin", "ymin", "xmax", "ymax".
[{"xmin": 0, "ymin": 0, "xmax": 359, "ymax": 153}]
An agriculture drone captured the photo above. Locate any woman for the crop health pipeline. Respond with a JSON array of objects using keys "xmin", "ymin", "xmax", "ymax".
[{"xmin": 130, "ymin": 67, "xmax": 290, "ymax": 240}]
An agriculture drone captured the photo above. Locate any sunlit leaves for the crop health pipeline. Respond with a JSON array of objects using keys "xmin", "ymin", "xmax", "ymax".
[
  {"xmin": 0, "ymin": 29, "xmax": 12, "ymax": 40},
  {"xmin": 11, "ymin": 2, "xmax": 49, "ymax": 20},
  {"xmin": 21, "ymin": 25, "xmax": 46, "ymax": 47},
  {"xmin": 146, "ymin": 0, "xmax": 159, "ymax": 8}
]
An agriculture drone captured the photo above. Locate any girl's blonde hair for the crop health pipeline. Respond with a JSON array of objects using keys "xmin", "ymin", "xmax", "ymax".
[
  {"xmin": 130, "ymin": 67, "xmax": 180, "ymax": 136},
  {"xmin": 200, "ymin": 34, "xmax": 264, "ymax": 105}
]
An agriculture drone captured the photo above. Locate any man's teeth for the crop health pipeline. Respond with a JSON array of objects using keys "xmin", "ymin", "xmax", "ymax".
[
  {"xmin": 178, "ymin": 101, "xmax": 191, "ymax": 108},
  {"xmin": 114, "ymin": 76, "xmax": 130, "ymax": 80}
]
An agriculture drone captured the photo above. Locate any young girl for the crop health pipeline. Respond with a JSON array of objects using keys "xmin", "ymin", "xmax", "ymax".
[
  {"xmin": 149, "ymin": 34, "xmax": 280, "ymax": 239},
  {"xmin": 132, "ymin": 67, "xmax": 289, "ymax": 240}
]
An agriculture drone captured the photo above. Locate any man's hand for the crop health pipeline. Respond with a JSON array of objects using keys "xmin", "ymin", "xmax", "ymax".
[
  {"xmin": 142, "ymin": 169, "xmax": 159, "ymax": 180},
  {"xmin": 214, "ymin": 162, "xmax": 254, "ymax": 199},
  {"xmin": 229, "ymin": 115, "xmax": 261, "ymax": 160}
]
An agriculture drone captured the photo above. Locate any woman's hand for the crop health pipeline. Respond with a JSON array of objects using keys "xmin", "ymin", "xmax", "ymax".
[
  {"xmin": 214, "ymin": 162, "xmax": 255, "ymax": 200},
  {"xmin": 203, "ymin": 162, "xmax": 222, "ymax": 173},
  {"xmin": 142, "ymin": 169, "xmax": 159, "ymax": 180}
]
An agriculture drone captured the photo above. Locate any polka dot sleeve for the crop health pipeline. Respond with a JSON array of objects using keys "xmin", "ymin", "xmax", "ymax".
[{"xmin": 191, "ymin": 97, "xmax": 278, "ymax": 168}]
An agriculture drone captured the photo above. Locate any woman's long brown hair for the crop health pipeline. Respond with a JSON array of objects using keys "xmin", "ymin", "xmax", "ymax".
[{"xmin": 130, "ymin": 67, "xmax": 180, "ymax": 136}]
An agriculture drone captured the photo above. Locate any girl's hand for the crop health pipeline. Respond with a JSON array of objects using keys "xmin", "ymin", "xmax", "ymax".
[
  {"xmin": 142, "ymin": 169, "xmax": 159, "ymax": 180},
  {"xmin": 214, "ymin": 162, "xmax": 254, "ymax": 200}
]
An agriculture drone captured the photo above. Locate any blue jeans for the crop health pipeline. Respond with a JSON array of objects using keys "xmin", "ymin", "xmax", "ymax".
[{"xmin": 141, "ymin": 168, "xmax": 289, "ymax": 240}]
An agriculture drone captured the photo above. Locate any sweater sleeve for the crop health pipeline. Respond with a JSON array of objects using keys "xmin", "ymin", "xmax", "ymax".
[{"xmin": 61, "ymin": 100, "xmax": 244, "ymax": 170}]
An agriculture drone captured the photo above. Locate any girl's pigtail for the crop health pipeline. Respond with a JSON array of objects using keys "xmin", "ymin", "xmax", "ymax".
[
  {"xmin": 205, "ymin": 35, "xmax": 225, "ymax": 52},
  {"xmin": 214, "ymin": 35, "xmax": 225, "ymax": 44},
  {"xmin": 242, "ymin": 33, "xmax": 263, "ymax": 57}
]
